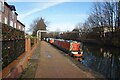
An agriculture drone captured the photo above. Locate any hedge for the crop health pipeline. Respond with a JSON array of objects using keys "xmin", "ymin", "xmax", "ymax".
[
  {"xmin": 1, "ymin": 23, "xmax": 25, "ymax": 70},
  {"xmin": 2, "ymin": 23, "xmax": 25, "ymax": 40}
]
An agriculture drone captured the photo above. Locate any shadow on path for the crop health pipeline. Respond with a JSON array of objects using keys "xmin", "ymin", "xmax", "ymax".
[{"xmin": 20, "ymin": 42, "xmax": 41, "ymax": 78}]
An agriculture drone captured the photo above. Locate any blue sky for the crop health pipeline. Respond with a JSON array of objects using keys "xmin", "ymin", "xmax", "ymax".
[{"xmin": 8, "ymin": 1, "xmax": 94, "ymax": 33}]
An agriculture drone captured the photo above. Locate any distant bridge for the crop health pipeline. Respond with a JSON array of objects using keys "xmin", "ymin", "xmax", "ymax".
[{"xmin": 37, "ymin": 30, "xmax": 66, "ymax": 40}]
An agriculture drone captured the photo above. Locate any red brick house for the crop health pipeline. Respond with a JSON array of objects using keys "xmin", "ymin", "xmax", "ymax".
[
  {"xmin": 0, "ymin": 1, "xmax": 25, "ymax": 31},
  {"xmin": 0, "ymin": 2, "xmax": 10, "ymax": 25},
  {"xmin": 17, "ymin": 20, "xmax": 25, "ymax": 31},
  {"xmin": 1, "ymin": 1, "xmax": 26, "ymax": 71},
  {"xmin": 9, "ymin": 5, "xmax": 17, "ymax": 28}
]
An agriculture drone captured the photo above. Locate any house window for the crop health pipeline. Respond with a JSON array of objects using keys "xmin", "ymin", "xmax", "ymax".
[
  {"xmin": 0, "ymin": 1, "xmax": 4, "ymax": 12},
  {"xmin": 14, "ymin": 23, "xmax": 16, "ymax": 28},
  {"xmin": 10, "ymin": 20, "xmax": 13, "ymax": 27},
  {"xmin": 12, "ymin": 11, "xmax": 14, "ymax": 19},
  {"xmin": 19, "ymin": 26, "xmax": 21, "ymax": 30},
  {"xmin": 23, "ymin": 27, "xmax": 25, "ymax": 31},
  {"xmin": 5, "ymin": 17, "xmax": 7, "ymax": 24},
  {"xmin": 0, "ymin": 14, "xmax": 1, "ymax": 22}
]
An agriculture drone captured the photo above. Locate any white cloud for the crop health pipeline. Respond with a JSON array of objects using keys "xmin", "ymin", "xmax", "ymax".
[
  {"xmin": 18, "ymin": 0, "xmax": 71, "ymax": 21},
  {"xmin": 47, "ymin": 14, "xmax": 89, "ymax": 23},
  {"xmin": 47, "ymin": 14, "xmax": 89, "ymax": 20}
]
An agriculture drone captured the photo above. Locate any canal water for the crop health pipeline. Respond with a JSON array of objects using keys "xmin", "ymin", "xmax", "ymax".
[{"xmin": 81, "ymin": 43, "xmax": 120, "ymax": 78}]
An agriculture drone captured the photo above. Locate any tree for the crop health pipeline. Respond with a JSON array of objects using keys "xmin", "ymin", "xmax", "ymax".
[
  {"xmin": 28, "ymin": 17, "xmax": 47, "ymax": 39},
  {"xmin": 74, "ymin": 0, "xmax": 119, "ymax": 41},
  {"xmin": 118, "ymin": 1, "xmax": 120, "ymax": 29},
  {"xmin": 33, "ymin": 18, "xmax": 46, "ymax": 34},
  {"xmin": 27, "ymin": 18, "xmax": 39, "ymax": 33}
]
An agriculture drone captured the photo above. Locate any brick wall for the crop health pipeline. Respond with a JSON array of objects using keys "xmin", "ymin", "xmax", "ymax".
[
  {"xmin": 17, "ymin": 20, "xmax": 25, "ymax": 31},
  {"xmin": 3, "ymin": 3, "xmax": 9, "ymax": 25}
]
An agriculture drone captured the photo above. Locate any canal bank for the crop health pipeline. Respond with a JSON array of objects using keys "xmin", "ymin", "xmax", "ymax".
[{"xmin": 81, "ymin": 39, "xmax": 120, "ymax": 48}]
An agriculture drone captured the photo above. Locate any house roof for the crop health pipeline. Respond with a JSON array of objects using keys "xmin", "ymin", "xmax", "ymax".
[
  {"xmin": 9, "ymin": 5, "xmax": 16, "ymax": 11},
  {"xmin": 4, "ymin": 2, "xmax": 10, "ymax": 8},
  {"xmin": 17, "ymin": 20, "xmax": 25, "ymax": 27},
  {"xmin": 15, "ymin": 12, "xmax": 18, "ymax": 16},
  {"xmin": 40, "ymin": 18, "xmax": 47, "ymax": 27},
  {"xmin": 4, "ymin": 2, "xmax": 16, "ymax": 11}
]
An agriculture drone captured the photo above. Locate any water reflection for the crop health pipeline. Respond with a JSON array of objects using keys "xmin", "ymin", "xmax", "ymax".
[
  {"xmin": 81, "ymin": 44, "xmax": 120, "ymax": 78},
  {"xmin": 100, "ymin": 48, "xmax": 112, "ymax": 58}
]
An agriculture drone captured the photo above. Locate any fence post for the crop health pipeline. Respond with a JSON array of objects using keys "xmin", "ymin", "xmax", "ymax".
[{"xmin": 25, "ymin": 38, "xmax": 31, "ymax": 52}]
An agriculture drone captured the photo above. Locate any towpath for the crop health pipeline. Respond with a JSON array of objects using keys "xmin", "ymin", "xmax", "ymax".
[{"xmin": 35, "ymin": 41, "xmax": 95, "ymax": 78}]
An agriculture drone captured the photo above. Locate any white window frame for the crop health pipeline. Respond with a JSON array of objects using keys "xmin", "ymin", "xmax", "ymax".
[
  {"xmin": 12, "ymin": 11, "xmax": 14, "ymax": 19},
  {"xmin": 14, "ymin": 22, "xmax": 16, "ymax": 28},
  {"xmin": 19, "ymin": 25, "xmax": 21, "ymax": 30},
  {"xmin": 10, "ymin": 20, "xmax": 13, "ymax": 27},
  {"xmin": 23, "ymin": 27, "xmax": 25, "ymax": 31},
  {"xmin": 5, "ymin": 17, "xmax": 7, "ymax": 24},
  {"xmin": 0, "ymin": 14, "xmax": 1, "ymax": 22}
]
